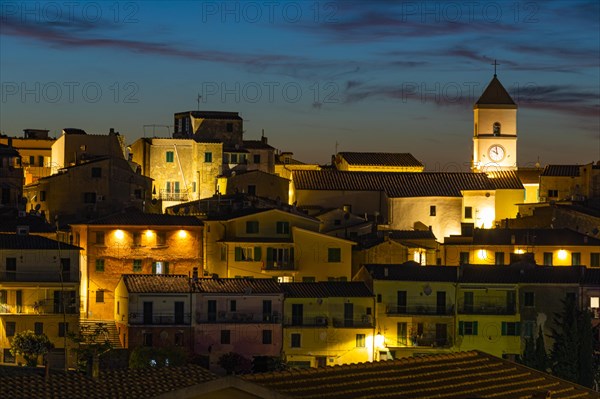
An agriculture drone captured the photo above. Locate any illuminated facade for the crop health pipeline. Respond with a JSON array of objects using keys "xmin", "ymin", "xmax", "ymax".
[{"xmin": 70, "ymin": 211, "xmax": 203, "ymax": 320}]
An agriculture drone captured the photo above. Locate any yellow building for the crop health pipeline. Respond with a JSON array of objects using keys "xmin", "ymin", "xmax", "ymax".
[
  {"xmin": 70, "ymin": 210, "xmax": 203, "ymax": 321},
  {"xmin": 443, "ymin": 228, "xmax": 600, "ymax": 267},
  {"xmin": 354, "ymin": 264, "xmax": 457, "ymax": 359},
  {"xmin": 333, "ymin": 152, "xmax": 424, "ymax": 172},
  {"xmin": 0, "ymin": 233, "xmax": 80, "ymax": 368},
  {"xmin": 0, "ymin": 143, "xmax": 23, "ymax": 209},
  {"xmin": 204, "ymin": 208, "xmax": 355, "ymax": 282},
  {"xmin": 281, "ymin": 282, "xmax": 375, "ymax": 367},
  {"xmin": 539, "ymin": 163, "xmax": 600, "ymax": 202},
  {"xmin": 0, "ymin": 129, "xmax": 55, "ymax": 185}
]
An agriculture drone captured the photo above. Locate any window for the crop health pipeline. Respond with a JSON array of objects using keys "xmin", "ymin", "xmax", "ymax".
[
  {"xmin": 96, "ymin": 231, "xmax": 105, "ymax": 245},
  {"xmin": 302, "ymin": 276, "xmax": 316, "ymax": 282},
  {"xmin": 34, "ymin": 322, "xmax": 43, "ymax": 335},
  {"xmin": 397, "ymin": 322, "xmax": 408, "ymax": 345},
  {"xmin": 166, "ymin": 151, "xmax": 174, "ymax": 162},
  {"xmin": 6, "ymin": 321, "xmax": 16, "ymax": 337},
  {"xmin": 458, "ymin": 321, "xmax": 478, "ymax": 336},
  {"xmin": 3, "ymin": 349, "xmax": 15, "ymax": 363},
  {"xmin": 493, "ymin": 122, "xmax": 501, "ymax": 135},
  {"xmin": 463, "ymin": 292, "xmax": 474, "ymax": 312},
  {"xmin": 253, "ymin": 154, "xmax": 261, "ymax": 164},
  {"xmin": 524, "ymin": 292, "xmax": 534, "ymax": 307},
  {"xmin": 205, "ymin": 152, "xmax": 212, "ymax": 163},
  {"xmin": 543, "ymin": 252, "xmax": 553, "ymax": 266},
  {"xmin": 523, "ymin": 321, "xmax": 535, "ymax": 338},
  {"xmin": 235, "ymin": 247, "xmax": 260, "ymax": 262},
  {"xmin": 192, "ymin": 182, "xmax": 196, "ymax": 193},
  {"xmin": 95, "ymin": 259, "xmax": 105, "ymax": 272},
  {"xmin": 501, "ymin": 322, "xmax": 520, "ymax": 336},
  {"xmin": 143, "ymin": 332, "xmax": 153, "ymax": 346},
  {"xmin": 6, "ymin": 258, "xmax": 16, "ymax": 281},
  {"xmin": 96, "ymin": 290, "xmax": 104, "ymax": 303},
  {"xmin": 40, "ymin": 191, "xmax": 46, "ymax": 201},
  {"xmin": 230, "ymin": 153, "xmax": 238, "ymax": 163},
  {"xmin": 495, "ymin": 252, "xmax": 505, "ymax": 265},
  {"xmin": 58, "ymin": 322, "xmax": 69, "ymax": 337},
  {"xmin": 230, "ymin": 300, "xmax": 237, "ymax": 312},
  {"xmin": 133, "ymin": 232, "xmax": 142, "ymax": 246},
  {"xmin": 465, "ymin": 206, "xmax": 472, "ymax": 219},
  {"xmin": 328, "ymin": 248, "xmax": 341, "ymax": 263},
  {"xmin": 84, "ymin": 192, "xmax": 97, "ymax": 204},
  {"xmin": 29, "ymin": 155, "xmax": 35, "ymax": 165},
  {"xmin": 220, "ymin": 246, "xmax": 227, "ymax": 261},
  {"xmin": 547, "ymin": 189, "xmax": 558, "ymax": 198},
  {"xmin": 591, "ymin": 253, "xmax": 600, "ymax": 267},
  {"xmin": 221, "ymin": 330, "xmax": 231, "ymax": 344},
  {"xmin": 430, "ymin": 205, "xmax": 436, "ymax": 216},
  {"xmin": 117, "ymin": 301, "xmax": 120, "ymax": 315},
  {"xmin": 291, "ymin": 333, "xmax": 301, "ymax": 348},
  {"xmin": 572, "ymin": 252, "xmax": 581, "ymax": 266},
  {"xmin": 246, "ymin": 221, "xmax": 259, "ymax": 234},
  {"xmin": 377, "ymin": 294, "xmax": 382, "ymax": 303},
  {"xmin": 276, "ymin": 221, "xmax": 290, "ymax": 234},
  {"xmin": 133, "ymin": 259, "xmax": 142, "ymax": 272},
  {"xmin": 156, "ymin": 232, "xmax": 167, "ymax": 246},
  {"xmin": 91, "ymin": 167, "xmax": 102, "ymax": 178},
  {"xmin": 226, "ymin": 123, "xmax": 233, "ymax": 132},
  {"xmin": 262, "ymin": 329, "xmax": 272, "ymax": 344},
  {"xmin": 459, "ymin": 252, "xmax": 469, "ymax": 265},
  {"xmin": 356, "ymin": 334, "xmax": 366, "ymax": 347},
  {"xmin": 152, "ymin": 261, "xmax": 169, "ymax": 275},
  {"xmin": 591, "ymin": 297, "xmax": 599, "ymax": 308},
  {"xmin": 247, "ymin": 185, "xmax": 256, "ymax": 196}
]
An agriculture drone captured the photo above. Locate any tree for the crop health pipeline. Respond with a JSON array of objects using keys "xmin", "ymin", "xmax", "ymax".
[
  {"xmin": 217, "ymin": 352, "xmax": 251, "ymax": 375},
  {"xmin": 10, "ymin": 330, "xmax": 54, "ymax": 367},
  {"xmin": 68, "ymin": 322, "xmax": 112, "ymax": 377},
  {"xmin": 550, "ymin": 295, "xmax": 594, "ymax": 388},
  {"xmin": 520, "ymin": 326, "xmax": 548, "ymax": 373}
]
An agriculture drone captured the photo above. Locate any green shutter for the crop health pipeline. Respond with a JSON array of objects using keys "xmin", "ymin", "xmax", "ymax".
[
  {"xmin": 473, "ymin": 321, "xmax": 478, "ymax": 335},
  {"xmin": 501, "ymin": 322, "xmax": 507, "ymax": 336},
  {"xmin": 254, "ymin": 247, "xmax": 262, "ymax": 261},
  {"xmin": 235, "ymin": 247, "xmax": 242, "ymax": 261},
  {"xmin": 458, "ymin": 321, "xmax": 464, "ymax": 335},
  {"xmin": 152, "ymin": 262, "xmax": 157, "ymax": 274},
  {"xmin": 164, "ymin": 262, "xmax": 169, "ymax": 274}
]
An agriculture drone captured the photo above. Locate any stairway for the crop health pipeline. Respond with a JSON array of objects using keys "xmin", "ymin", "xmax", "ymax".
[{"xmin": 79, "ymin": 319, "xmax": 122, "ymax": 348}]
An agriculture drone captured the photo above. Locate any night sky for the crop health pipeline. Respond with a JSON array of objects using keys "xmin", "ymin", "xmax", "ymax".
[{"xmin": 1, "ymin": 1, "xmax": 598, "ymax": 169}]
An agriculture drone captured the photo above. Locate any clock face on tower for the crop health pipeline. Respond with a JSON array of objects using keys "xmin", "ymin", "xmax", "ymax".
[{"xmin": 488, "ymin": 144, "xmax": 505, "ymax": 162}]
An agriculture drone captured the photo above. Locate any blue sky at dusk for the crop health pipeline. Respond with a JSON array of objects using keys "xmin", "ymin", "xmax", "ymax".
[{"xmin": 1, "ymin": 0, "xmax": 598, "ymax": 169}]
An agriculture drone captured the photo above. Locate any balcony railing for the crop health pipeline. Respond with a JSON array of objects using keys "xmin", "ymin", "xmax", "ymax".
[
  {"xmin": 159, "ymin": 190, "xmax": 188, "ymax": 202},
  {"xmin": 129, "ymin": 312, "xmax": 191, "ymax": 325},
  {"xmin": 284, "ymin": 315, "xmax": 330, "ymax": 327},
  {"xmin": 0, "ymin": 303, "xmax": 77, "ymax": 315},
  {"xmin": 392, "ymin": 335, "xmax": 453, "ymax": 349},
  {"xmin": 262, "ymin": 261, "xmax": 296, "ymax": 271},
  {"xmin": 0, "ymin": 271, "xmax": 76, "ymax": 283},
  {"xmin": 458, "ymin": 302, "xmax": 516, "ymax": 315},
  {"xmin": 332, "ymin": 316, "xmax": 374, "ymax": 328},
  {"xmin": 386, "ymin": 304, "xmax": 454, "ymax": 316},
  {"xmin": 196, "ymin": 312, "xmax": 280, "ymax": 324}
]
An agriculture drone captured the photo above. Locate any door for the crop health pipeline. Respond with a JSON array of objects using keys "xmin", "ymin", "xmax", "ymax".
[
  {"xmin": 143, "ymin": 302, "xmax": 153, "ymax": 324},
  {"xmin": 436, "ymin": 291, "xmax": 446, "ymax": 314},
  {"xmin": 397, "ymin": 291, "xmax": 407, "ymax": 313},
  {"xmin": 344, "ymin": 303, "xmax": 354, "ymax": 327},
  {"xmin": 435, "ymin": 323, "xmax": 447, "ymax": 346},
  {"xmin": 291, "ymin": 304, "xmax": 303, "ymax": 326},
  {"xmin": 263, "ymin": 300, "xmax": 272, "ymax": 321},
  {"xmin": 174, "ymin": 301, "xmax": 184, "ymax": 324},
  {"xmin": 207, "ymin": 300, "xmax": 217, "ymax": 321}
]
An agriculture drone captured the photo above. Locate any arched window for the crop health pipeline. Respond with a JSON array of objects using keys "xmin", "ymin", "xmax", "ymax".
[{"xmin": 493, "ymin": 122, "xmax": 501, "ymax": 135}]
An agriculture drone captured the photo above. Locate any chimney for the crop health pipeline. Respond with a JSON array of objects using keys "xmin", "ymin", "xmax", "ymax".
[{"xmin": 192, "ymin": 267, "xmax": 199, "ymax": 281}]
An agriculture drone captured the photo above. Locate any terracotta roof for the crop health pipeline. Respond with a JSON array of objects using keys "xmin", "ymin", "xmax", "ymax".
[
  {"xmin": 122, "ymin": 274, "xmax": 190, "ymax": 293},
  {"xmin": 541, "ymin": 164, "xmax": 581, "ymax": 177},
  {"xmin": 0, "ymin": 364, "xmax": 218, "ymax": 399},
  {"xmin": 516, "ymin": 167, "xmax": 543, "ymax": 184},
  {"xmin": 475, "ymin": 75, "xmax": 517, "ymax": 107},
  {"xmin": 364, "ymin": 264, "xmax": 458, "ymax": 282},
  {"xmin": 470, "ymin": 228, "xmax": 600, "ymax": 246},
  {"xmin": 0, "ymin": 214, "xmax": 56, "ymax": 233},
  {"xmin": 243, "ymin": 351, "xmax": 597, "ymax": 399},
  {"xmin": 72, "ymin": 209, "xmax": 203, "ymax": 227},
  {"xmin": 0, "ymin": 233, "xmax": 80, "ymax": 250},
  {"xmin": 355, "ymin": 231, "xmax": 437, "ymax": 250},
  {"xmin": 486, "ymin": 170, "xmax": 525, "ymax": 189},
  {"xmin": 337, "ymin": 152, "xmax": 423, "ymax": 168},
  {"xmin": 293, "ymin": 170, "xmax": 496, "ymax": 197},
  {"xmin": 280, "ymin": 282, "xmax": 373, "ymax": 298},
  {"xmin": 193, "ymin": 278, "xmax": 283, "ymax": 294}
]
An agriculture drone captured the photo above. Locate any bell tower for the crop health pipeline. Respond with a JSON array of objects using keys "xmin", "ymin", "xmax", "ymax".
[{"xmin": 472, "ymin": 66, "xmax": 518, "ymax": 172}]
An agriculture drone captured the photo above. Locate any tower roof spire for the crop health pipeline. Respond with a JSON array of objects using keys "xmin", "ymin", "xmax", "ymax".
[{"xmin": 474, "ymin": 73, "xmax": 517, "ymax": 109}]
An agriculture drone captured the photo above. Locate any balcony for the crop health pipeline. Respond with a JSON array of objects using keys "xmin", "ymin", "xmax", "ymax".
[
  {"xmin": 196, "ymin": 312, "xmax": 280, "ymax": 324},
  {"xmin": 332, "ymin": 315, "xmax": 374, "ymax": 328},
  {"xmin": 386, "ymin": 304, "xmax": 454, "ymax": 316},
  {"xmin": 159, "ymin": 190, "xmax": 188, "ymax": 202},
  {"xmin": 458, "ymin": 302, "xmax": 516, "ymax": 315},
  {"xmin": 0, "ymin": 303, "xmax": 77, "ymax": 315},
  {"xmin": 262, "ymin": 261, "xmax": 296, "ymax": 271},
  {"xmin": 1, "ymin": 271, "xmax": 77, "ymax": 283},
  {"xmin": 129, "ymin": 312, "xmax": 191, "ymax": 325},
  {"xmin": 284, "ymin": 315, "xmax": 330, "ymax": 327},
  {"xmin": 392, "ymin": 335, "xmax": 453, "ymax": 349}
]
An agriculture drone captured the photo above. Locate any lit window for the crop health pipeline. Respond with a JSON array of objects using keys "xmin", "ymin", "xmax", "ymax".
[
  {"xmin": 356, "ymin": 334, "xmax": 365, "ymax": 347},
  {"xmin": 591, "ymin": 297, "xmax": 599, "ymax": 308}
]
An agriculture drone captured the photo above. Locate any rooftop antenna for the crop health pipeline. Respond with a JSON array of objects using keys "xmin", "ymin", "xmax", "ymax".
[
  {"xmin": 197, "ymin": 94, "xmax": 202, "ymax": 111},
  {"xmin": 491, "ymin": 59, "xmax": 500, "ymax": 77}
]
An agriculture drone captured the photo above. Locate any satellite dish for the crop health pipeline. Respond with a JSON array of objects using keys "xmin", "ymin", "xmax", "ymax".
[{"xmin": 423, "ymin": 284, "xmax": 432, "ymax": 296}]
